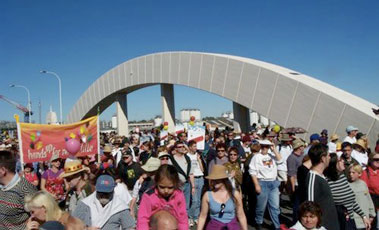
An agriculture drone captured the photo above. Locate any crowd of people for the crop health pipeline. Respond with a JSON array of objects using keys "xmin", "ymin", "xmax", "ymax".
[{"xmin": 0, "ymin": 124, "xmax": 378, "ymax": 230}]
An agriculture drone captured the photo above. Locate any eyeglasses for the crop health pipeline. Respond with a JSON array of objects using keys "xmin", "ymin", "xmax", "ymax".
[{"xmin": 218, "ymin": 203, "xmax": 226, "ymax": 218}]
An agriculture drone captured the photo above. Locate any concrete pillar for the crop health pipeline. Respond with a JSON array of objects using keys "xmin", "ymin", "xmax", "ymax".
[
  {"xmin": 116, "ymin": 94, "xmax": 129, "ymax": 137},
  {"xmin": 161, "ymin": 84, "xmax": 176, "ymax": 133},
  {"xmin": 233, "ymin": 102, "xmax": 250, "ymax": 133}
]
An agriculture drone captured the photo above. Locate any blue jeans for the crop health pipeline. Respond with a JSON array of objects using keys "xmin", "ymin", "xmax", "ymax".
[
  {"xmin": 182, "ymin": 181, "xmax": 191, "ymax": 212},
  {"xmin": 255, "ymin": 180, "xmax": 281, "ymax": 228},
  {"xmin": 188, "ymin": 177, "xmax": 204, "ymax": 220}
]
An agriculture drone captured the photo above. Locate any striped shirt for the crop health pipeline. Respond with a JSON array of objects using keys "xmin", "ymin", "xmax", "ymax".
[
  {"xmin": 327, "ymin": 173, "xmax": 365, "ymax": 218},
  {"xmin": 0, "ymin": 176, "xmax": 37, "ymax": 230}
]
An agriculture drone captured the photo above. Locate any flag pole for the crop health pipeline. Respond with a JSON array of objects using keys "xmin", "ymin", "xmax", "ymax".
[{"xmin": 14, "ymin": 114, "xmax": 24, "ymax": 172}]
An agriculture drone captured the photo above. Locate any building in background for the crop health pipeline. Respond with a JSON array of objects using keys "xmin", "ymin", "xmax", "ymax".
[
  {"xmin": 221, "ymin": 111, "xmax": 234, "ymax": 119},
  {"xmin": 111, "ymin": 114, "xmax": 117, "ymax": 129},
  {"xmin": 180, "ymin": 109, "xmax": 201, "ymax": 122},
  {"xmin": 46, "ymin": 106, "xmax": 58, "ymax": 125},
  {"xmin": 154, "ymin": 116, "xmax": 162, "ymax": 127}
]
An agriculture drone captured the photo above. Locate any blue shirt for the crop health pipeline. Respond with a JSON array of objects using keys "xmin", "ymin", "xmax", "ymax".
[{"xmin": 208, "ymin": 191, "xmax": 235, "ymax": 223}]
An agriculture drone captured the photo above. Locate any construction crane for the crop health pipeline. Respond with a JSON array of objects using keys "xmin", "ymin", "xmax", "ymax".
[{"xmin": 0, "ymin": 94, "xmax": 33, "ymax": 122}]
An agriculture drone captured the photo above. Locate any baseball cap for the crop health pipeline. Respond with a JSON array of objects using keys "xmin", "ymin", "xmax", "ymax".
[
  {"xmin": 122, "ymin": 148, "xmax": 133, "ymax": 157},
  {"xmin": 346, "ymin": 125, "xmax": 358, "ymax": 133},
  {"xmin": 258, "ymin": 140, "xmax": 273, "ymax": 146},
  {"xmin": 310, "ymin": 133, "xmax": 320, "ymax": 142},
  {"xmin": 96, "ymin": 175, "xmax": 115, "ymax": 193}
]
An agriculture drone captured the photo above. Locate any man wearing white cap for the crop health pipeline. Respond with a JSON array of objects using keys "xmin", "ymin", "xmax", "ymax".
[{"xmin": 343, "ymin": 125, "xmax": 359, "ymax": 144}]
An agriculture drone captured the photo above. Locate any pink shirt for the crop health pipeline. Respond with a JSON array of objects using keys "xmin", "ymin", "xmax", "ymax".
[{"xmin": 137, "ymin": 188, "xmax": 188, "ymax": 230}]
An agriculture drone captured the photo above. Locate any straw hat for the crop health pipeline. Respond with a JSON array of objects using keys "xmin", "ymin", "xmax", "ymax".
[
  {"xmin": 336, "ymin": 142, "xmax": 342, "ymax": 151},
  {"xmin": 103, "ymin": 145, "xmax": 112, "ymax": 153},
  {"xmin": 330, "ymin": 134, "xmax": 339, "ymax": 141},
  {"xmin": 61, "ymin": 159, "xmax": 88, "ymax": 178},
  {"xmin": 141, "ymin": 157, "xmax": 161, "ymax": 172},
  {"xmin": 292, "ymin": 139, "xmax": 305, "ymax": 150},
  {"xmin": 158, "ymin": 151, "xmax": 170, "ymax": 159},
  {"xmin": 206, "ymin": 165, "xmax": 228, "ymax": 180},
  {"xmin": 279, "ymin": 133, "xmax": 292, "ymax": 142},
  {"xmin": 353, "ymin": 139, "xmax": 366, "ymax": 150}
]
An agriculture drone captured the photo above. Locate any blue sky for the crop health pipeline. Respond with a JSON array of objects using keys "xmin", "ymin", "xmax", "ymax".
[{"xmin": 1, "ymin": 1, "xmax": 378, "ymax": 123}]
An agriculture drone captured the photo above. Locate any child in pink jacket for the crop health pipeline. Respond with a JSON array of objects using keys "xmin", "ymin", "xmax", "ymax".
[{"xmin": 137, "ymin": 164, "xmax": 188, "ymax": 230}]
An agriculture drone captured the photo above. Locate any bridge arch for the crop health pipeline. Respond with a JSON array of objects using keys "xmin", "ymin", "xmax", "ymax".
[{"xmin": 67, "ymin": 52, "xmax": 378, "ymax": 146}]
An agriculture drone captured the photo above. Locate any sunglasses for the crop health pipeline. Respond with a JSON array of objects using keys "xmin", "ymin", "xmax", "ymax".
[
  {"xmin": 373, "ymin": 158, "xmax": 379, "ymax": 162},
  {"xmin": 160, "ymin": 157, "xmax": 169, "ymax": 160},
  {"xmin": 218, "ymin": 203, "xmax": 226, "ymax": 218}
]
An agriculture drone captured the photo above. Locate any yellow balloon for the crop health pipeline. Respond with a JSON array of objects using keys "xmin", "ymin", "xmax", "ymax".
[
  {"xmin": 164, "ymin": 125, "xmax": 168, "ymax": 131},
  {"xmin": 80, "ymin": 126, "xmax": 85, "ymax": 134},
  {"xmin": 273, "ymin": 125, "xmax": 280, "ymax": 133},
  {"xmin": 70, "ymin": 133, "xmax": 76, "ymax": 139},
  {"xmin": 189, "ymin": 121, "xmax": 194, "ymax": 126}
]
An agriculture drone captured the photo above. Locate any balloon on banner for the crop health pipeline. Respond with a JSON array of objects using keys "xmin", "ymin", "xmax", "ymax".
[
  {"xmin": 163, "ymin": 121, "xmax": 168, "ymax": 126},
  {"xmin": 65, "ymin": 138, "xmax": 81, "ymax": 155},
  {"xmin": 163, "ymin": 125, "xmax": 168, "ymax": 131},
  {"xmin": 190, "ymin": 116, "xmax": 195, "ymax": 121},
  {"xmin": 273, "ymin": 125, "xmax": 281, "ymax": 133},
  {"xmin": 189, "ymin": 121, "xmax": 195, "ymax": 126}
]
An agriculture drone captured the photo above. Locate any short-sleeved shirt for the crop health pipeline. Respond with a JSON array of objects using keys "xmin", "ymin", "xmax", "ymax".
[{"xmin": 287, "ymin": 153, "xmax": 304, "ymax": 178}]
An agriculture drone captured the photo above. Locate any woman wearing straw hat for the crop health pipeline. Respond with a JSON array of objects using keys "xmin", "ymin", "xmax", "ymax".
[
  {"xmin": 197, "ymin": 165, "xmax": 247, "ymax": 230},
  {"xmin": 61, "ymin": 159, "xmax": 93, "ymax": 214},
  {"xmin": 352, "ymin": 139, "xmax": 369, "ymax": 169}
]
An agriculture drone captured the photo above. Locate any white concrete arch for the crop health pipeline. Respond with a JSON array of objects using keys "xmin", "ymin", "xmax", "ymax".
[{"xmin": 67, "ymin": 51, "xmax": 378, "ymax": 147}]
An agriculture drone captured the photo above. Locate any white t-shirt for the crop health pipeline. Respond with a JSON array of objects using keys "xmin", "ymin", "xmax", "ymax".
[
  {"xmin": 187, "ymin": 152, "xmax": 204, "ymax": 177},
  {"xmin": 276, "ymin": 145, "xmax": 292, "ymax": 171},
  {"xmin": 249, "ymin": 152, "xmax": 282, "ymax": 181},
  {"xmin": 351, "ymin": 150, "xmax": 368, "ymax": 168},
  {"xmin": 343, "ymin": 136, "xmax": 356, "ymax": 144},
  {"xmin": 327, "ymin": 142, "xmax": 337, "ymax": 153}
]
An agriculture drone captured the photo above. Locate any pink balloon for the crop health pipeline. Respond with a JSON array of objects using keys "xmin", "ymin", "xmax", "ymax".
[{"xmin": 65, "ymin": 138, "xmax": 81, "ymax": 155}]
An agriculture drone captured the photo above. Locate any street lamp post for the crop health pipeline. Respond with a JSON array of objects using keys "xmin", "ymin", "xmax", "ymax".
[
  {"xmin": 9, "ymin": 84, "xmax": 32, "ymax": 123},
  {"xmin": 40, "ymin": 70, "xmax": 63, "ymax": 124}
]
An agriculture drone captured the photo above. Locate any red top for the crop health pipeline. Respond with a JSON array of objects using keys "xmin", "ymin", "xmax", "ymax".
[
  {"xmin": 360, "ymin": 167, "xmax": 379, "ymax": 195},
  {"xmin": 24, "ymin": 172, "xmax": 38, "ymax": 184}
]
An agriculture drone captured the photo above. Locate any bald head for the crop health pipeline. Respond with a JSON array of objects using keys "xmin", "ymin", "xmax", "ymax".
[{"xmin": 149, "ymin": 210, "xmax": 178, "ymax": 230}]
